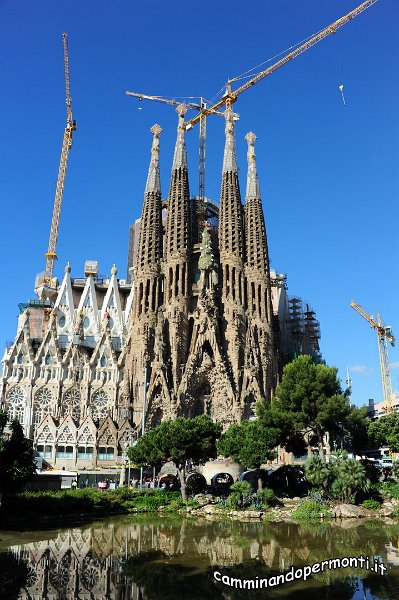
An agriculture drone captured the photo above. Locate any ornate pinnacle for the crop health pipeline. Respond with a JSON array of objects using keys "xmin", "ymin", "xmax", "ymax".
[
  {"xmin": 222, "ymin": 107, "xmax": 238, "ymax": 173},
  {"xmin": 65, "ymin": 262, "xmax": 71, "ymax": 273},
  {"xmin": 145, "ymin": 124, "xmax": 162, "ymax": 193},
  {"xmin": 198, "ymin": 224, "xmax": 214, "ymax": 272},
  {"xmin": 172, "ymin": 104, "xmax": 188, "ymax": 170},
  {"xmin": 245, "ymin": 131, "xmax": 260, "ymax": 200},
  {"xmin": 111, "ymin": 264, "xmax": 118, "ymax": 276}
]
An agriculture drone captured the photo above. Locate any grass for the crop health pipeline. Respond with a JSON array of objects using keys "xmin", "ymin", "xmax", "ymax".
[{"xmin": 0, "ymin": 487, "xmax": 185, "ymax": 525}]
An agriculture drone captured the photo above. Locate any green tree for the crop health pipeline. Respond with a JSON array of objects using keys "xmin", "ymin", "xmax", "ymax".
[
  {"xmin": 128, "ymin": 415, "xmax": 222, "ymax": 501},
  {"xmin": 258, "ymin": 355, "xmax": 351, "ymax": 460},
  {"xmin": 304, "ymin": 452, "xmax": 370, "ymax": 503},
  {"xmin": 217, "ymin": 420, "xmax": 280, "ymax": 490},
  {"xmin": 330, "ymin": 455, "xmax": 370, "ymax": 503},
  {"xmin": 0, "ymin": 412, "xmax": 36, "ymax": 507},
  {"xmin": 342, "ymin": 405, "xmax": 371, "ymax": 457},
  {"xmin": 304, "ymin": 455, "xmax": 330, "ymax": 490},
  {"xmin": 369, "ymin": 412, "xmax": 399, "ymax": 453}
]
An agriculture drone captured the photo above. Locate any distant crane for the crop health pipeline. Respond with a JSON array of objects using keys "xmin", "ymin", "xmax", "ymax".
[
  {"xmin": 351, "ymin": 301, "xmax": 396, "ymax": 413},
  {"xmin": 37, "ymin": 33, "xmax": 76, "ymax": 293},
  {"xmin": 126, "ymin": 0, "xmax": 378, "ymax": 233}
]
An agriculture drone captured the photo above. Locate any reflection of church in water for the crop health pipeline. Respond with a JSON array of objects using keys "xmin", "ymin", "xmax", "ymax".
[{"xmin": 6, "ymin": 518, "xmax": 396, "ymax": 599}]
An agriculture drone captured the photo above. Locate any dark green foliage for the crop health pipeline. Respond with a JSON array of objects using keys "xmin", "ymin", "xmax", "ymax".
[
  {"xmin": 305, "ymin": 455, "xmax": 330, "ymax": 489},
  {"xmin": 128, "ymin": 415, "xmax": 222, "ymax": 501},
  {"xmin": 0, "ymin": 412, "xmax": 36, "ymax": 498},
  {"xmin": 258, "ymin": 355, "xmax": 351, "ymax": 458},
  {"xmin": 0, "ymin": 488, "xmax": 184, "ymax": 523},
  {"xmin": 128, "ymin": 415, "xmax": 222, "ymax": 467},
  {"xmin": 361, "ymin": 499, "xmax": 381, "ymax": 511},
  {"xmin": 218, "ymin": 420, "xmax": 279, "ymax": 468},
  {"xmin": 369, "ymin": 412, "xmax": 399, "ymax": 452},
  {"xmin": 125, "ymin": 490, "xmax": 182, "ymax": 512},
  {"xmin": 226, "ymin": 480, "xmax": 252, "ymax": 510},
  {"xmin": 342, "ymin": 405, "xmax": 371, "ymax": 456},
  {"xmin": 392, "ymin": 461, "xmax": 399, "ymax": 480},
  {"xmin": 304, "ymin": 453, "xmax": 370, "ymax": 504},
  {"xmin": 0, "ymin": 552, "xmax": 28, "ymax": 599},
  {"xmin": 330, "ymin": 458, "xmax": 370, "ymax": 503},
  {"xmin": 389, "ymin": 483, "xmax": 399, "ymax": 499},
  {"xmin": 255, "ymin": 487, "xmax": 276, "ymax": 508},
  {"xmin": 292, "ymin": 500, "xmax": 328, "ymax": 520}
]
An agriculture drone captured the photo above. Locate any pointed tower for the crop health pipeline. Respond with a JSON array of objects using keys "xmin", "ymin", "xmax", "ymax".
[
  {"xmin": 243, "ymin": 132, "xmax": 275, "ymax": 406},
  {"xmin": 219, "ymin": 107, "xmax": 246, "ymax": 386},
  {"xmin": 163, "ymin": 104, "xmax": 192, "ymax": 390},
  {"xmin": 133, "ymin": 124, "xmax": 164, "ymax": 321}
]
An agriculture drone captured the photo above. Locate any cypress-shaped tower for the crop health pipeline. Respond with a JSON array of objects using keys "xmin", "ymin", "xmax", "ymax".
[
  {"xmin": 243, "ymin": 132, "xmax": 275, "ymax": 406},
  {"xmin": 218, "ymin": 107, "xmax": 246, "ymax": 387},
  {"xmin": 163, "ymin": 105, "xmax": 192, "ymax": 391}
]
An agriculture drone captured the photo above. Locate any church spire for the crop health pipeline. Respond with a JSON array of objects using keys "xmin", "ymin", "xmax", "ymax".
[
  {"xmin": 245, "ymin": 131, "xmax": 260, "ymax": 200},
  {"xmin": 172, "ymin": 104, "xmax": 188, "ymax": 170},
  {"xmin": 165, "ymin": 104, "xmax": 191, "ymax": 259},
  {"xmin": 244, "ymin": 131, "xmax": 269, "ymax": 276},
  {"xmin": 219, "ymin": 107, "xmax": 244, "ymax": 262},
  {"xmin": 145, "ymin": 124, "xmax": 162, "ymax": 194},
  {"xmin": 244, "ymin": 131, "xmax": 272, "ymax": 324},
  {"xmin": 134, "ymin": 124, "xmax": 164, "ymax": 318},
  {"xmin": 222, "ymin": 107, "xmax": 238, "ymax": 173}
]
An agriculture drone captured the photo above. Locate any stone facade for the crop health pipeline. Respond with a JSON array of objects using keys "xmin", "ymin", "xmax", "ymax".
[
  {"xmin": 0, "ymin": 265, "xmax": 135, "ymax": 469},
  {"xmin": 124, "ymin": 106, "xmax": 277, "ymax": 432},
  {"xmin": 0, "ymin": 103, "xmax": 321, "ymax": 469}
]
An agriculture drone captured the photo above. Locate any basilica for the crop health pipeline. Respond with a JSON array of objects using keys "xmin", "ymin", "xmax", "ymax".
[{"xmin": 0, "ymin": 105, "xmax": 320, "ymax": 469}]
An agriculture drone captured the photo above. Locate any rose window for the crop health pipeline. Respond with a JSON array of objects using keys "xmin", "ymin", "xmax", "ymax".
[
  {"xmin": 35, "ymin": 388, "xmax": 53, "ymax": 406},
  {"xmin": 90, "ymin": 390, "xmax": 109, "ymax": 421},
  {"xmin": 7, "ymin": 386, "xmax": 24, "ymax": 405},
  {"xmin": 6, "ymin": 387, "xmax": 25, "ymax": 423},
  {"xmin": 63, "ymin": 388, "xmax": 81, "ymax": 420}
]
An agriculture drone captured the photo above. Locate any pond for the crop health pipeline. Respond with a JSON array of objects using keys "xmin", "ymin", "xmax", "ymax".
[{"xmin": 1, "ymin": 515, "xmax": 399, "ymax": 599}]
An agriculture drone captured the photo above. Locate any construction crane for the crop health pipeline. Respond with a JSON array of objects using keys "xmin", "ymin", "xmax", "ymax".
[
  {"xmin": 185, "ymin": 0, "xmax": 379, "ymax": 127},
  {"xmin": 125, "ymin": 91, "xmax": 226, "ymax": 239},
  {"xmin": 127, "ymin": 1, "xmax": 378, "ymax": 236},
  {"xmin": 39, "ymin": 33, "xmax": 76, "ymax": 292},
  {"xmin": 351, "ymin": 301, "xmax": 396, "ymax": 413}
]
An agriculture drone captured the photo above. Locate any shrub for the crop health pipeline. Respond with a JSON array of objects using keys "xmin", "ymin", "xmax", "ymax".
[
  {"xmin": 330, "ymin": 458, "xmax": 370, "ymax": 504},
  {"xmin": 255, "ymin": 487, "xmax": 276, "ymax": 508},
  {"xmin": 389, "ymin": 483, "xmax": 399, "ymax": 499},
  {"xmin": 304, "ymin": 456, "xmax": 330, "ymax": 489},
  {"xmin": 392, "ymin": 461, "xmax": 399, "ymax": 480},
  {"xmin": 292, "ymin": 500, "xmax": 328, "ymax": 520},
  {"xmin": 227, "ymin": 480, "xmax": 252, "ymax": 510},
  {"xmin": 361, "ymin": 499, "xmax": 381, "ymax": 511}
]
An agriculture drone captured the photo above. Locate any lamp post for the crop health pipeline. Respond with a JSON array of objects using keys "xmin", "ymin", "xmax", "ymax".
[
  {"xmin": 119, "ymin": 446, "xmax": 127, "ymax": 487},
  {"xmin": 124, "ymin": 442, "xmax": 129, "ymax": 487}
]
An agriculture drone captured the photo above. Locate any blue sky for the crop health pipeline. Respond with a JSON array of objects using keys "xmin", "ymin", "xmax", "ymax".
[{"xmin": 1, "ymin": 0, "xmax": 398, "ymax": 407}]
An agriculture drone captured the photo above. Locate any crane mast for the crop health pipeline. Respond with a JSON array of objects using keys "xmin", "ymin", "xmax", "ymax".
[
  {"xmin": 351, "ymin": 301, "xmax": 395, "ymax": 413},
  {"xmin": 125, "ymin": 92, "xmax": 224, "ymax": 239},
  {"xmin": 41, "ymin": 33, "xmax": 76, "ymax": 291},
  {"xmin": 126, "ymin": 1, "xmax": 378, "ymax": 239}
]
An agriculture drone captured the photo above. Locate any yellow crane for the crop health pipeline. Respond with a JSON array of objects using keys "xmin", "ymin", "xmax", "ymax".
[
  {"xmin": 351, "ymin": 301, "xmax": 396, "ymax": 413},
  {"xmin": 127, "ymin": 0, "xmax": 378, "ymax": 234},
  {"xmin": 125, "ymin": 92, "xmax": 226, "ymax": 239},
  {"xmin": 185, "ymin": 0, "xmax": 379, "ymax": 127},
  {"xmin": 38, "ymin": 33, "xmax": 76, "ymax": 292}
]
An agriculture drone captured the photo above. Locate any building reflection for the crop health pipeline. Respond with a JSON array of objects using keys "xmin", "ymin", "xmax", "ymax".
[{"xmin": 3, "ymin": 518, "xmax": 399, "ymax": 599}]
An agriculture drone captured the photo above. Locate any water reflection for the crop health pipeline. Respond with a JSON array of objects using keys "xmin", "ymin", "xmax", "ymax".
[{"xmin": 1, "ymin": 516, "xmax": 399, "ymax": 599}]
